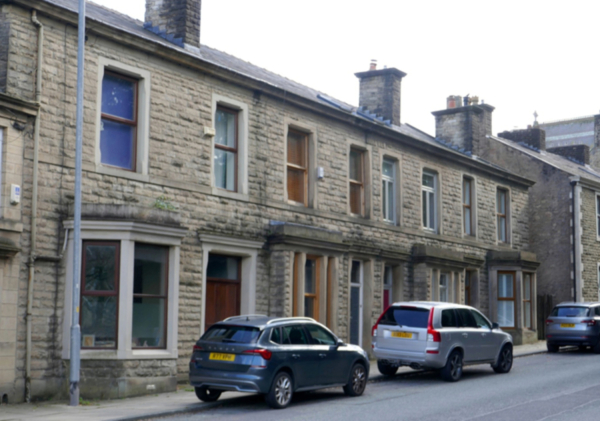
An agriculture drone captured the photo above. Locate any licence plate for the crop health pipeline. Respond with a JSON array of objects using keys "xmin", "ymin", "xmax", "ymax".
[
  {"xmin": 391, "ymin": 331, "xmax": 413, "ymax": 339},
  {"xmin": 560, "ymin": 323, "xmax": 575, "ymax": 328},
  {"xmin": 209, "ymin": 353, "xmax": 235, "ymax": 361}
]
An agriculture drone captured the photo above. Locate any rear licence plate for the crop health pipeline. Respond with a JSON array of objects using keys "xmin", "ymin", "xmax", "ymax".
[
  {"xmin": 209, "ymin": 353, "xmax": 235, "ymax": 361},
  {"xmin": 391, "ymin": 331, "xmax": 413, "ymax": 339},
  {"xmin": 560, "ymin": 324, "xmax": 575, "ymax": 328}
]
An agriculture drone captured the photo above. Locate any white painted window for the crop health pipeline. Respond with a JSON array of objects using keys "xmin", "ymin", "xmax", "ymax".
[
  {"xmin": 382, "ymin": 159, "xmax": 396, "ymax": 223},
  {"xmin": 439, "ymin": 273, "xmax": 449, "ymax": 302},
  {"xmin": 422, "ymin": 171, "xmax": 437, "ymax": 231}
]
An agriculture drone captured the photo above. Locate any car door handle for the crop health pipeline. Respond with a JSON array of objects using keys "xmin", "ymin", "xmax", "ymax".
[
  {"xmin": 462, "ymin": 333, "xmax": 468, "ymax": 338},
  {"xmin": 319, "ymin": 353, "xmax": 327, "ymax": 358},
  {"xmin": 291, "ymin": 354, "xmax": 300, "ymax": 359}
]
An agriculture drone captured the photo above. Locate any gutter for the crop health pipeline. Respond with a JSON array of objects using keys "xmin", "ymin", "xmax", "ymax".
[
  {"xmin": 26, "ymin": 9, "xmax": 44, "ymax": 403},
  {"xmin": 570, "ymin": 176, "xmax": 582, "ymax": 302}
]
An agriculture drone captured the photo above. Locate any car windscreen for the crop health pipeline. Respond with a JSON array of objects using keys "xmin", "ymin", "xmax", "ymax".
[
  {"xmin": 379, "ymin": 306, "xmax": 430, "ymax": 328},
  {"xmin": 200, "ymin": 325, "xmax": 261, "ymax": 343},
  {"xmin": 551, "ymin": 307, "xmax": 590, "ymax": 317}
]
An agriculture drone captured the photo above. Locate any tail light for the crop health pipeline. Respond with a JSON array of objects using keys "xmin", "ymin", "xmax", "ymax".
[
  {"xmin": 582, "ymin": 319, "xmax": 596, "ymax": 327},
  {"xmin": 546, "ymin": 319, "xmax": 553, "ymax": 326},
  {"xmin": 372, "ymin": 311, "xmax": 386, "ymax": 337},
  {"xmin": 427, "ymin": 309, "xmax": 441, "ymax": 342},
  {"xmin": 243, "ymin": 349, "xmax": 272, "ymax": 360},
  {"xmin": 193, "ymin": 345, "xmax": 203, "ymax": 351},
  {"xmin": 190, "ymin": 345, "xmax": 203, "ymax": 362}
]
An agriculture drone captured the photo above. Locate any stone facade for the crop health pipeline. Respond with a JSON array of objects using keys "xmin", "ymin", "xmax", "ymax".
[{"xmin": 0, "ymin": 0, "xmax": 536, "ymax": 402}]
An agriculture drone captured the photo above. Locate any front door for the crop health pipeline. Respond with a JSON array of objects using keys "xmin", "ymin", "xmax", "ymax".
[
  {"xmin": 205, "ymin": 254, "xmax": 241, "ymax": 330},
  {"xmin": 350, "ymin": 260, "xmax": 363, "ymax": 347}
]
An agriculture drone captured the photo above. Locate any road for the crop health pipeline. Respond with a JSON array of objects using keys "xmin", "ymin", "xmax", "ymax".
[{"xmin": 156, "ymin": 350, "xmax": 600, "ymax": 421}]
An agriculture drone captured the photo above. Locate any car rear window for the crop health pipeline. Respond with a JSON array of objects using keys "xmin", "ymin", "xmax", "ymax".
[
  {"xmin": 201, "ymin": 325, "xmax": 261, "ymax": 344},
  {"xmin": 551, "ymin": 307, "xmax": 590, "ymax": 317},
  {"xmin": 380, "ymin": 306, "xmax": 430, "ymax": 328}
]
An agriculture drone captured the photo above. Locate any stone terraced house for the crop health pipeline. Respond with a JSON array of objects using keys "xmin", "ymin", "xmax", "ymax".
[{"xmin": 0, "ymin": 0, "xmax": 538, "ymax": 403}]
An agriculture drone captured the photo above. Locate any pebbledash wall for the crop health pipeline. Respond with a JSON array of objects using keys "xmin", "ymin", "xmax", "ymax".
[{"xmin": 0, "ymin": 0, "xmax": 537, "ymax": 402}]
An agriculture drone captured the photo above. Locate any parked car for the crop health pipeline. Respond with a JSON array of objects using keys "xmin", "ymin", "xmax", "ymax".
[
  {"xmin": 189, "ymin": 315, "xmax": 369, "ymax": 409},
  {"xmin": 546, "ymin": 302, "xmax": 600, "ymax": 353},
  {"xmin": 371, "ymin": 302, "xmax": 513, "ymax": 382}
]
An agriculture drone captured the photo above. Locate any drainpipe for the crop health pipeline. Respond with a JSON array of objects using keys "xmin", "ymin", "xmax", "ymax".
[
  {"xmin": 26, "ymin": 9, "xmax": 44, "ymax": 403},
  {"xmin": 570, "ymin": 176, "xmax": 582, "ymax": 302}
]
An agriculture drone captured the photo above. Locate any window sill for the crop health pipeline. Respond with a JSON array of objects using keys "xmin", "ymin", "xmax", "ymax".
[
  {"xmin": 96, "ymin": 165, "xmax": 149, "ymax": 183},
  {"xmin": 211, "ymin": 187, "xmax": 249, "ymax": 202},
  {"xmin": 75, "ymin": 349, "xmax": 177, "ymax": 360}
]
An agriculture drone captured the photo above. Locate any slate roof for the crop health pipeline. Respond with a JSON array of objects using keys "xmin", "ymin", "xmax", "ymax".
[
  {"xmin": 38, "ymin": 0, "xmax": 529, "ymax": 182},
  {"xmin": 489, "ymin": 135, "xmax": 600, "ymax": 184}
]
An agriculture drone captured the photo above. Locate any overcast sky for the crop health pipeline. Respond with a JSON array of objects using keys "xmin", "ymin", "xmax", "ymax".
[{"xmin": 88, "ymin": 0, "xmax": 599, "ymax": 136}]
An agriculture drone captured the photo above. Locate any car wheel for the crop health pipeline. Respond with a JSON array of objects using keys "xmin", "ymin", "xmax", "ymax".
[
  {"xmin": 492, "ymin": 344, "xmax": 513, "ymax": 374},
  {"xmin": 194, "ymin": 387, "xmax": 221, "ymax": 402},
  {"xmin": 343, "ymin": 363, "xmax": 367, "ymax": 396},
  {"xmin": 265, "ymin": 371, "xmax": 293, "ymax": 409},
  {"xmin": 377, "ymin": 360, "xmax": 398, "ymax": 376},
  {"xmin": 547, "ymin": 342, "xmax": 559, "ymax": 353},
  {"xmin": 440, "ymin": 350, "xmax": 463, "ymax": 382}
]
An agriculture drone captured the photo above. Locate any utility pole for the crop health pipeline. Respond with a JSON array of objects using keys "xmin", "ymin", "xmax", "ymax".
[{"xmin": 69, "ymin": 0, "xmax": 85, "ymax": 407}]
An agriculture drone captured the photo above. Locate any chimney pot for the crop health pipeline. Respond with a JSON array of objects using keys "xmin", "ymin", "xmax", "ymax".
[{"xmin": 370, "ymin": 60, "xmax": 377, "ymax": 71}]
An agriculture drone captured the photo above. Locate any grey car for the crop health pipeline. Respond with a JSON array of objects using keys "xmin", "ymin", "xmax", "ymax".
[
  {"xmin": 546, "ymin": 302, "xmax": 600, "ymax": 353},
  {"xmin": 372, "ymin": 302, "xmax": 513, "ymax": 381},
  {"xmin": 189, "ymin": 315, "xmax": 369, "ymax": 409}
]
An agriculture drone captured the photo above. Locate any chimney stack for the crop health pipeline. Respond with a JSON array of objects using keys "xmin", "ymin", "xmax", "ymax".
[
  {"xmin": 547, "ymin": 144, "xmax": 590, "ymax": 165},
  {"xmin": 432, "ymin": 96, "xmax": 494, "ymax": 155},
  {"xmin": 355, "ymin": 63, "xmax": 407, "ymax": 126},
  {"xmin": 144, "ymin": 0, "xmax": 201, "ymax": 48},
  {"xmin": 498, "ymin": 127, "xmax": 546, "ymax": 151}
]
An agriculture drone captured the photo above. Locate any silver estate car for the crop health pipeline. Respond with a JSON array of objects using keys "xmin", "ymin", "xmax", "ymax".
[
  {"xmin": 189, "ymin": 315, "xmax": 369, "ymax": 409},
  {"xmin": 546, "ymin": 302, "xmax": 600, "ymax": 353},
  {"xmin": 372, "ymin": 302, "xmax": 513, "ymax": 381}
]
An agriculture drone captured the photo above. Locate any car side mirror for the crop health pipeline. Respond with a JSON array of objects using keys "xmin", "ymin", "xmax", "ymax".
[
  {"xmin": 492, "ymin": 322, "xmax": 499, "ymax": 330},
  {"xmin": 336, "ymin": 338, "xmax": 344, "ymax": 348}
]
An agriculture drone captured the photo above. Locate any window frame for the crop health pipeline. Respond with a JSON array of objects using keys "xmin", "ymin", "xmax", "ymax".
[
  {"xmin": 303, "ymin": 255, "xmax": 320, "ymax": 320},
  {"xmin": 439, "ymin": 272, "xmax": 450, "ymax": 302},
  {"xmin": 496, "ymin": 188, "xmax": 509, "ymax": 243},
  {"xmin": 100, "ymin": 71, "xmax": 139, "ymax": 172},
  {"xmin": 383, "ymin": 265, "xmax": 393, "ymax": 310},
  {"xmin": 95, "ymin": 58, "xmax": 150, "ymax": 180},
  {"xmin": 132, "ymin": 243, "xmax": 170, "ymax": 350},
  {"xmin": 422, "ymin": 170, "xmax": 438, "ymax": 232},
  {"xmin": 213, "ymin": 105, "xmax": 239, "ymax": 192},
  {"xmin": 596, "ymin": 194, "xmax": 600, "ymax": 241},
  {"xmin": 382, "ymin": 157, "xmax": 397, "ymax": 224},
  {"xmin": 80, "ymin": 240, "xmax": 121, "ymax": 350},
  {"xmin": 349, "ymin": 148, "xmax": 365, "ymax": 216},
  {"xmin": 523, "ymin": 272, "xmax": 533, "ymax": 329},
  {"xmin": 463, "ymin": 177, "xmax": 474, "ymax": 236},
  {"xmin": 497, "ymin": 271, "xmax": 516, "ymax": 329},
  {"xmin": 286, "ymin": 128, "xmax": 309, "ymax": 206}
]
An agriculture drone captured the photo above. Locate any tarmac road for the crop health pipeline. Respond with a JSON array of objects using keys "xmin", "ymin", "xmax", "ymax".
[{"xmin": 157, "ymin": 349, "xmax": 600, "ymax": 421}]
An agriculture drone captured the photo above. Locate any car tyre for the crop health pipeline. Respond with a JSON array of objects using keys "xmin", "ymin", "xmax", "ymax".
[
  {"xmin": 441, "ymin": 350, "xmax": 463, "ymax": 382},
  {"xmin": 266, "ymin": 371, "xmax": 293, "ymax": 409},
  {"xmin": 547, "ymin": 342, "xmax": 559, "ymax": 353},
  {"xmin": 194, "ymin": 387, "xmax": 221, "ymax": 402},
  {"xmin": 343, "ymin": 363, "xmax": 367, "ymax": 396},
  {"xmin": 492, "ymin": 344, "xmax": 513, "ymax": 374},
  {"xmin": 377, "ymin": 360, "xmax": 398, "ymax": 376}
]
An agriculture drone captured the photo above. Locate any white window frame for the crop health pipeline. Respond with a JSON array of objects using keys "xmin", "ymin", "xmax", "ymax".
[
  {"xmin": 422, "ymin": 170, "xmax": 438, "ymax": 232},
  {"xmin": 439, "ymin": 272, "xmax": 450, "ymax": 302},
  {"xmin": 95, "ymin": 57, "xmax": 150, "ymax": 182},
  {"xmin": 382, "ymin": 158, "xmax": 397, "ymax": 224},
  {"xmin": 61, "ymin": 220, "xmax": 187, "ymax": 360},
  {"xmin": 349, "ymin": 260, "xmax": 364, "ymax": 347},
  {"xmin": 595, "ymin": 193, "xmax": 600, "ymax": 241},
  {"xmin": 462, "ymin": 176, "xmax": 475, "ymax": 237},
  {"xmin": 211, "ymin": 94, "xmax": 249, "ymax": 201}
]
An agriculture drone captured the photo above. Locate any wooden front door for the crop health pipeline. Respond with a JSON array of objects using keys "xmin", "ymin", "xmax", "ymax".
[{"xmin": 205, "ymin": 254, "xmax": 241, "ymax": 331}]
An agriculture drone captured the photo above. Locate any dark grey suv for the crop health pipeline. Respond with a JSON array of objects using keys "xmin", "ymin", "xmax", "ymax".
[
  {"xmin": 189, "ymin": 315, "xmax": 369, "ymax": 409},
  {"xmin": 546, "ymin": 302, "xmax": 600, "ymax": 353}
]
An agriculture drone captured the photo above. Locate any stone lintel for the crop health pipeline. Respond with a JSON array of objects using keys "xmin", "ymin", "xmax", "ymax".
[
  {"xmin": 412, "ymin": 244, "xmax": 469, "ymax": 270},
  {"xmin": 487, "ymin": 250, "xmax": 540, "ymax": 270}
]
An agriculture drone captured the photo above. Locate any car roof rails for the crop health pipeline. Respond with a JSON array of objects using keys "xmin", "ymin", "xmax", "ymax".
[
  {"xmin": 223, "ymin": 314, "xmax": 268, "ymax": 322},
  {"xmin": 266, "ymin": 317, "xmax": 315, "ymax": 324}
]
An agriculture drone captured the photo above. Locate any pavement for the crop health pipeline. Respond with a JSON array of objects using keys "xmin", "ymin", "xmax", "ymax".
[{"xmin": 0, "ymin": 341, "xmax": 548, "ymax": 421}]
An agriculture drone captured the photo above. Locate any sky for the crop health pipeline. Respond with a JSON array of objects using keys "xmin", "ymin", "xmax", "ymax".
[{"xmin": 88, "ymin": 0, "xmax": 600, "ymax": 136}]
